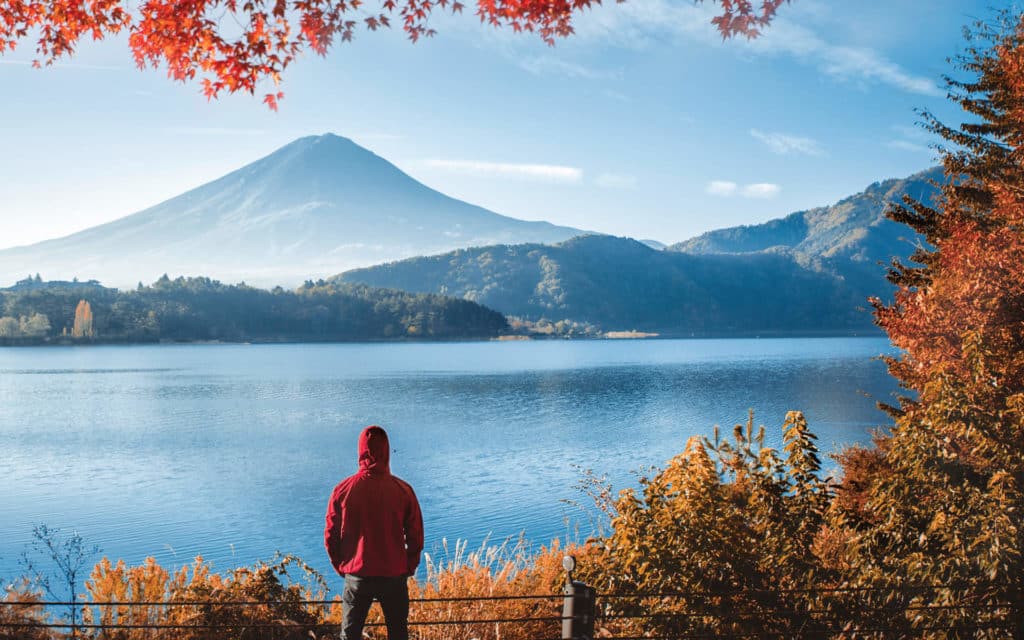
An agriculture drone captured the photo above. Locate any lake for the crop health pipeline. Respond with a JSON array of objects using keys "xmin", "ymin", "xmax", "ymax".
[{"xmin": 0, "ymin": 338, "xmax": 897, "ymax": 586}]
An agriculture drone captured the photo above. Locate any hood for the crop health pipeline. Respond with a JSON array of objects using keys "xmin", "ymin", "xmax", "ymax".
[{"xmin": 358, "ymin": 425, "xmax": 391, "ymax": 475}]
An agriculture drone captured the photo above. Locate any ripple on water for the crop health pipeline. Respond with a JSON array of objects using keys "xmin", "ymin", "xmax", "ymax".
[{"xmin": 0, "ymin": 338, "xmax": 897, "ymax": 581}]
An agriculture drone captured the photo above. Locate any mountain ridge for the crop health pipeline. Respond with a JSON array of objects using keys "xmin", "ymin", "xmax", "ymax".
[
  {"xmin": 335, "ymin": 233, "xmax": 877, "ymax": 334},
  {"xmin": 0, "ymin": 134, "xmax": 586, "ymax": 288},
  {"xmin": 671, "ymin": 166, "xmax": 943, "ymax": 265},
  {"xmin": 335, "ymin": 166, "xmax": 945, "ymax": 333}
]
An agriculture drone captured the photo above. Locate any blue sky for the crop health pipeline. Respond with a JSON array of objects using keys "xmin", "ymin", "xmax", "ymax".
[{"xmin": 0, "ymin": 0, "xmax": 1006, "ymax": 249}]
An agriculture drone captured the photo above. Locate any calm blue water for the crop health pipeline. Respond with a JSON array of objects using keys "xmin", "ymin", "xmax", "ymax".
[{"xmin": 0, "ymin": 338, "xmax": 897, "ymax": 586}]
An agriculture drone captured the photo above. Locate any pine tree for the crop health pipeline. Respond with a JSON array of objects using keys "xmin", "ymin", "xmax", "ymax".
[{"xmin": 834, "ymin": 12, "xmax": 1024, "ymax": 635}]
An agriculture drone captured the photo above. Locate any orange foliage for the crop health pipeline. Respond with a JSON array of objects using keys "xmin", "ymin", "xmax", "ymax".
[
  {"xmin": 876, "ymin": 14, "xmax": 1024, "ymax": 407},
  {"xmin": 0, "ymin": 581, "xmax": 49, "ymax": 640},
  {"xmin": 400, "ymin": 538, "xmax": 575, "ymax": 640},
  {"xmin": 5, "ymin": 541, "xmax": 584, "ymax": 640},
  {"xmin": 72, "ymin": 299, "xmax": 93, "ymax": 338},
  {"xmin": 82, "ymin": 554, "xmax": 326, "ymax": 640},
  {"xmin": 0, "ymin": 0, "xmax": 787, "ymax": 109},
  {"xmin": 830, "ymin": 12, "xmax": 1024, "ymax": 635}
]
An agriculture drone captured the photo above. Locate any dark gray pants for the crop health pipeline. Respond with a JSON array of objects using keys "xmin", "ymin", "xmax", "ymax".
[{"xmin": 341, "ymin": 575, "xmax": 410, "ymax": 640}]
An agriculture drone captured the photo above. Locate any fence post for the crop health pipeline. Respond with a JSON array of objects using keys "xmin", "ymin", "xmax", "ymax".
[
  {"xmin": 1014, "ymin": 584, "xmax": 1024, "ymax": 640},
  {"xmin": 562, "ymin": 556, "xmax": 596, "ymax": 640}
]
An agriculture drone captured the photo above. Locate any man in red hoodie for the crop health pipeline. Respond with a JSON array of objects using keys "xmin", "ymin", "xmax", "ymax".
[{"xmin": 324, "ymin": 425, "xmax": 424, "ymax": 640}]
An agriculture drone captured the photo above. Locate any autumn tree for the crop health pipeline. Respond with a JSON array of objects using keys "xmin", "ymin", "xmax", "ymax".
[
  {"xmin": 0, "ymin": 313, "xmax": 50, "ymax": 338},
  {"xmin": 72, "ymin": 299, "xmax": 94, "ymax": 338},
  {"xmin": 0, "ymin": 0, "xmax": 787, "ymax": 108},
  {"xmin": 830, "ymin": 11, "xmax": 1024, "ymax": 636},
  {"xmin": 19, "ymin": 313, "xmax": 51, "ymax": 337},
  {"xmin": 0, "ymin": 316, "xmax": 18, "ymax": 338},
  {"xmin": 586, "ymin": 412, "xmax": 836, "ymax": 638}
]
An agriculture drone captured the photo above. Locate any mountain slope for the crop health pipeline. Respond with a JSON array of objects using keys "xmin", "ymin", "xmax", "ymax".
[
  {"xmin": 672, "ymin": 167, "xmax": 943, "ymax": 265},
  {"xmin": 0, "ymin": 134, "xmax": 584, "ymax": 288},
  {"xmin": 337, "ymin": 168, "xmax": 945, "ymax": 334},
  {"xmin": 336, "ymin": 235, "xmax": 876, "ymax": 334}
]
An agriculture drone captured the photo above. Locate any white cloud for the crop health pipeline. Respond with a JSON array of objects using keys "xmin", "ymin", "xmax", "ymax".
[
  {"xmin": 887, "ymin": 139, "xmax": 932, "ymax": 154},
  {"xmin": 519, "ymin": 56, "xmax": 621, "ymax": 80},
  {"xmin": 887, "ymin": 124, "xmax": 938, "ymax": 155},
  {"xmin": 741, "ymin": 183, "xmax": 781, "ymax": 199},
  {"xmin": 816, "ymin": 45, "xmax": 940, "ymax": 96},
  {"xmin": 570, "ymin": 0, "xmax": 941, "ymax": 96},
  {"xmin": 892, "ymin": 124, "xmax": 932, "ymax": 142},
  {"xmin": 425, "ymin": 159, "xmax": 584, "ymax": 183},
  {"xmin": 706, "ymin": 180, "xmax": 738, "ymax": 196},
  {"xmin": 750, "ymin": 129, "xmax": 823, "ymax": 156},
  {"xmin": 707, "ymin": 180, "xmax": 780, "ymax": 198},
  {"xmin": 595, "ymin": 173, "xmax": 638, "ymax": 189}
]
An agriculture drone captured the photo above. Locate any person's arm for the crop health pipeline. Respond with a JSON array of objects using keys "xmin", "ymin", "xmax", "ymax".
[
  {"xmin": 324, "ymin": 483, "xmax": 347, "ymax": 575},
  {"xmin": 404, "ymin": 485, "xmax": 424, "ymax": 576}
]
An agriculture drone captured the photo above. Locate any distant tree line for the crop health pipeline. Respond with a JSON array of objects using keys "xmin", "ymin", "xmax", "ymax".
[{"xmin": 0, "ymin": 275, "xmax": 508, "ymax": 344}]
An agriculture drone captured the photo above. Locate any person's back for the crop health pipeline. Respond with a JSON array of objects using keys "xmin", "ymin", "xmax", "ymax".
[{"xmin": 324, "ymin": 425, "xmax": 423, "ymax": 640}]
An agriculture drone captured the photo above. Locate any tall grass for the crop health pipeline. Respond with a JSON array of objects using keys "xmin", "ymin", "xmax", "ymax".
[{"xmin": 1, "ymin": 537, "xmax": 585, "ymax": 640}]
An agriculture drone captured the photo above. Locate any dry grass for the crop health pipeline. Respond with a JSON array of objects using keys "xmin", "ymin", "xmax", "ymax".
[{"xmin": 2, "ymin": 537, "xmax": 589, "ymax": 640}]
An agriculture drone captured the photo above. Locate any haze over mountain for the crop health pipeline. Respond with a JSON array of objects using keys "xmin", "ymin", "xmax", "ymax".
[
  {"xmin": 0, "ymin": 134, "xmax": 584, "ymax": 288},
  {"xmin": 337, "ymin": 168, "xmax": 944, "ymax": 334}
]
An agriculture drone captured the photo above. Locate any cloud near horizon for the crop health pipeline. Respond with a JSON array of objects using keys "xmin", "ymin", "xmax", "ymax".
[
  {"xmin": 706, "ymin": 180, "xmax": 738, "ymax": 196},
  {"xmin": 424, "ymin": 159, "xmax": 584, "ymax": 183},
  {"xmin": 706, "ymin": 180, "xmax": 781, "ymax": 199},
  {"xmin": 741, "ymin": 183, "xmax": 782, "ymax": 198}
]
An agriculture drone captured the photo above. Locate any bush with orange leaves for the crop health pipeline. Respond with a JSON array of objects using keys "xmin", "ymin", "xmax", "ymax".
[
  {"xmin": 81, "ymin": 553, "xmax": 325, "ymax": 640},
  {"xmin": 0, "ymin": 580, "xmax": 50, "ymax": 640},
  {"xmin": 9, "ymin": 539, "xmax": 584, "ymax": 640},
  {"xmin": 581, "ymin": 411, "xmax": 840, "ymax": 639}
]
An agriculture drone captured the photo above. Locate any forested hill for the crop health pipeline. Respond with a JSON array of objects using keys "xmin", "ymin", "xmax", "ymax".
[
  {"xmin": 335, "ymin": 235, "xmax": 876, "ymax": 334},
  {"xmin": 335, "ymin": 167, "xmax": 945, "ymax": 335},
  {"xmin": 671, "ymin": 167, "xmax": 942, "ymax": 264},
  {"xmin": 0, "ymin": 276, "xmax": 508, "ymax": 343}
]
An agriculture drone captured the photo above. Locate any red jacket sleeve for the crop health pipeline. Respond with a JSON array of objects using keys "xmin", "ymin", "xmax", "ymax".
[
  {"xmin": 324, "ymin": 483, "xmax": 347, "ymax": 575},
  {"xmin": 404, "ymin": 485, "xmax": 424, "ymax": 576}
]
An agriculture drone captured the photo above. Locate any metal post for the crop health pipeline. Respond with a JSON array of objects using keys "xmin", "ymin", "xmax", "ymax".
[
  {"xmin": 561, "ymin": 556, "xmax": 596, "ymax": 640},
  {"xmin": 1014, "ymin": 584, "xmax": 1024, "ymax": 640}
]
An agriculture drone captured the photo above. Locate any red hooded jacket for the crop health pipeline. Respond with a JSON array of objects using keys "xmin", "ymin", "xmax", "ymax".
[{"xmin": 324, "ymin": 426, "xmax": 424, "ymax": 577}]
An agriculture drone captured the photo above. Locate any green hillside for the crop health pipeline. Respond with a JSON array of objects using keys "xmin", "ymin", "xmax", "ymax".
[
  {"xmin": 336, "ymin": 235, "xmax": 876, "ymax": 335},
  {"xmin": 337, "ymin": 168, "xmax": 946, "ymax": 335},
  {"xmin": 671, "ymin": 167, "xmax": 942, "ymax": 266}
]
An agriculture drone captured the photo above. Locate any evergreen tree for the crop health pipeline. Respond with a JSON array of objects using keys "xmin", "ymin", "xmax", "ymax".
[{"xmin": 834, "ymin": 12, "xmax": 1024, "ymax": 635}]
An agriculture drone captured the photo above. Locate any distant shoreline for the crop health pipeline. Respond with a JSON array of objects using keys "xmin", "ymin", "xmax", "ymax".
[{"xmin": 0, "ymin": 328, "xmax": 883, "ymax": 347}]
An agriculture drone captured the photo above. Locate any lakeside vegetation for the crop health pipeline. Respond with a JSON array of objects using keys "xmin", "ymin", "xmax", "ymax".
[
  {"xmin": 0, "ymin": 276, "xmax": 508, "ymax": 344},
  {"xmin": 4, "ymin": 10, "xmax": 1024, "ymax": 640}
]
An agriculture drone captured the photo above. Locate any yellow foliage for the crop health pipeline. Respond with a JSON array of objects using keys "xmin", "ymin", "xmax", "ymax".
[
  {"xmin": 0, "ymin": 580, "xmax": 49, "ymax": 640},
  {"xmin": 71, "ymin": 300, "xmax": 94, "ymax": 338}
]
